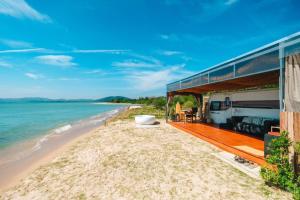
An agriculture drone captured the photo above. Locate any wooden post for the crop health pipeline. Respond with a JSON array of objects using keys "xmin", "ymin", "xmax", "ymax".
[
  {"xmin": 166, "ymin": 93, "xmax": 169, "ymax": 122},
  {"xmin": 166, "ymin": 94, "xmax": 173, "ymax": 122},
  {"xmin": 193, "ymin": 94, "xmax": 203, "ymax": 120}
]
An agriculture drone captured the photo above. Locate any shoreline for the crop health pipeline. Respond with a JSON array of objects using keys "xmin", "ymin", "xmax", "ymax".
[
  {"xmin": 92, "ymin": 102, "xmax": 133, "ymax": 105},
  {"xmin": 0, "ymin": 107, "xmax": 127, "ymax": 192}
]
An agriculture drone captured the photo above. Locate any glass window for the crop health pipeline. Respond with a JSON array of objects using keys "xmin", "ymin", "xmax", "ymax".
[
  {"xmin": 192, "ymin": 74, "xmax": 209, "ymax": 86},
  {"xmin": 181, "ymin": 78, "xmax": 193, "ymax": 89},
  {"xmin": 210, "ymin": 101, "xmax": 221, "ymax": 111},
  {"xmin": 284, "ymin": 43, "xmax": 300, "ymax": 57},
  {"xmin": 235, "ymin": 50, "xmax": 279, "ymax": 77},
  {"xmin": 209, "ymin": 65, "xmax": 234, "ymax": 83}
]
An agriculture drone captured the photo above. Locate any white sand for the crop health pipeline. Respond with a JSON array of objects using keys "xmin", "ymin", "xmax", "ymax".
[{"xmin": 0, "ymin": 120, "xmax": 292, "ymax": 200}]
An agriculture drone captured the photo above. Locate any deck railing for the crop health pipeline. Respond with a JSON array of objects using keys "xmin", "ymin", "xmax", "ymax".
[{"xmin": 167, "ymin": 32, "xmax": 300, "ymax": 92}]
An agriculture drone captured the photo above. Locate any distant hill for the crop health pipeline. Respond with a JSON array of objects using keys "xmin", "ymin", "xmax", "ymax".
[
  {"xmin": 0, "ymin": 97, "xmax": 94, "ymax": 103},
  {"xmin": 96, "ymin": 96, "xmax": 132, "ymax": 103},
  {"xmin": 0, "ymin": 96, "xmax": 166, "ymax": 109}
]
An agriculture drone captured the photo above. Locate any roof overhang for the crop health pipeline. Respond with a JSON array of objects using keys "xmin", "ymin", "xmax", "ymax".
[
  {"xmin": 167, "ymin": 32, "xmax": 300, "ymax": 95},
  {"xmin": 168, "ymin": 70, "xmax": 279, "ymax": 96}
]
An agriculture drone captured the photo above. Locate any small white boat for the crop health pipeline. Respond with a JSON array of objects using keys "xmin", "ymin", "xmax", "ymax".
[{"xmin": 135, "ymin": 115, "xmax": 156, "ymax": 125}]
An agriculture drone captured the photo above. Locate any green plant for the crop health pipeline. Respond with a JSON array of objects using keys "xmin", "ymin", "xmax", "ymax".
[
  {"xmin": 169, "ymin": 95, "xmax": 197, "ymax": 109},
  {"xmin": 113, "ymin": 105, "xmax": 165, "ymax": 120},
  {"xmin": 182, "ymin": 100, "xmax": 194, "ymax": 110},
  {"xmin": 152, "ymin": 97, "xmax": 166, "ymax": 110},
  {"xmin": 295, "ymin": 142, "xmax": 300, "ymax": 154},
  {"xmin": 260, "ymin": 131, "xmax": 300, "ymax": 199}
]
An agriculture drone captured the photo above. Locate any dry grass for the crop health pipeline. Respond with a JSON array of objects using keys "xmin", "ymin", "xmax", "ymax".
[{"xmin": 113, "ymin": 106, "xmax": 165, "ymax": 120}]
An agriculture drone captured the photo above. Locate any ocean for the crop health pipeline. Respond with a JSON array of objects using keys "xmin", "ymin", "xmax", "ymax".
[{"xmin": 0, "ymin": 101, "xmax": 125, "ymax": 161}]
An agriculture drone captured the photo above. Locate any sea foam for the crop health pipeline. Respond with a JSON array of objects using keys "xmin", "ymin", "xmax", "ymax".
[{"xmin": 54, "ymin": 124, "xmax": 72, "ymax": 134}]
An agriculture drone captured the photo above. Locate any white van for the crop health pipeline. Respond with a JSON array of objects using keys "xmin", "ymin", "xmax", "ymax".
[{"xmin": 208, "ymin": 88, "xmax": 280, "ymax": 124}]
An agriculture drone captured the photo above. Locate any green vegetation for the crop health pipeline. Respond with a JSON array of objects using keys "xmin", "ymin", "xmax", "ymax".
[
  {"xmin": 260, "ymin": 131, "xmax": 300, "ymax": 200},
  {"xmin": 78, "ymin": 193, "xmax": 86, "ymax": 200},
  {"xmin": 114, "ymin": 106, "xmax": 165, "ymax": 121},
  {"xmin": 97, "ymin": 95, "xmax": 200, "ymax": 113},
  {"xmin": 96, "ymin": 96, "xmax": 131, "ymax": 102},
  {"xmin": 98, "ymin": 96, "xmax": 167, "ymax": 110},
  {"xmin": 295, "ymin": 142, "xmax": 300, "ymax": 154},
  {"xmin": 168, "ymin": 95, "xmax": 198, "ymax": 119},
  {"xmin": 170, "ymin": 95, "xmax": 197, "ymax": 108},
  {"xmin": 182, "ymin": 100, "xmax": 195, "ymax": 110}
]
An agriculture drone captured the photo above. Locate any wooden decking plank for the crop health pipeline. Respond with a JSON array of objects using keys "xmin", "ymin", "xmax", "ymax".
[{"xmin": 169, "ymin": 122, "xmax": 266, "ymax": 166}]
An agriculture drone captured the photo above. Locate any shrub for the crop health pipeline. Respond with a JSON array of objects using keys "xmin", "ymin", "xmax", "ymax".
[
  {"xmin": 260, "ymin": 131, "xmax": 300, "ymax": 199},
  {"xmin": 183, "ymin": 100, "xmax": 194, "ymax": 110},
  {"xmin": 295, "ymin": 142, "xmax": 300, "ymax": 154},
  {"xmin": 152, "ymin": 97, "xmax": 166, "ymax": 110}
]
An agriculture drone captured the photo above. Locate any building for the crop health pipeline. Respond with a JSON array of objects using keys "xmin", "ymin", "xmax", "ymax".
[{"xmin": 166, "ymin": 32, "xmax": 300, "ymax": 165}]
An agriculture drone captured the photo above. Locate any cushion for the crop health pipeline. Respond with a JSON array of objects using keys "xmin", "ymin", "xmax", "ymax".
[
  {"xmin": 236, "ymin": 122, "xmax": 243, "ymax": 132},
  {"xmin": 262, "ymin": 118, "xmax": 273, "ymax": 123},
  {"xmin": 252, "ymin": 117, "xmax": 263, "ymax": 126},
  {"xmin": 242, "ymin": 117, "xmax": 252, "ymax": 124}
]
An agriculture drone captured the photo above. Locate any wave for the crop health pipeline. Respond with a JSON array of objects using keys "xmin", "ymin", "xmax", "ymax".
[
  {"xmin": 54, "ymin": 124, "xmax": 72, "ymax": 134},
  {"xmin": 30, "ymin": 108, "xmax": 124, "ymax": 152}
]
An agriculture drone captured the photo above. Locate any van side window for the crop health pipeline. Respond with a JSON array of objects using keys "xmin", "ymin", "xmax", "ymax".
[{"xmin": 210, "ymin": 101, "xmax": 221, "ymax": 111}]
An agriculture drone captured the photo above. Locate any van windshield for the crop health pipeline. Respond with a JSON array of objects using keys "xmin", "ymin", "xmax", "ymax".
[{"xmin": 210, "ymin": 101, "xmax": 221, "ymax": 111}]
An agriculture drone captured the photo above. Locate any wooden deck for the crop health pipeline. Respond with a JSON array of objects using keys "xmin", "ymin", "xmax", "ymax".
[{"xmin": 169, "ymin": 122, "xmax": 266, "ymax": 165}]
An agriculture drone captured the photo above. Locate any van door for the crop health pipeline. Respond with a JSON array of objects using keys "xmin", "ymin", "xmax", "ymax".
[{"xmin": 209, "ymin": 101, "xmax": 227, "ymax": 124}]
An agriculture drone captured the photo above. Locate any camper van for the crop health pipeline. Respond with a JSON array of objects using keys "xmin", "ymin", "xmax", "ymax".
[{"xmin": 208, "ymin": 88, "xmax": 280, "ymax": 136}]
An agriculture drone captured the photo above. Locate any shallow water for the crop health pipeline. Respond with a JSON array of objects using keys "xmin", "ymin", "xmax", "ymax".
[
  {"xmin": 0, "ymin": 102, "xmax": 124, "ymax": 150},
  {"xmin": 0, "ymin": 102, "xmax": 127, "ymax": 188}
]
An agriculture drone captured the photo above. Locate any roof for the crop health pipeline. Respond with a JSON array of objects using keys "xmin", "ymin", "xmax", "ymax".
[{"xmin": 167, "ymin": 32, "xmax": 300, "ymax": 93}]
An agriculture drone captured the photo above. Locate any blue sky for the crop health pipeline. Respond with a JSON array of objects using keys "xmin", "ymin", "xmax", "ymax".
[{"xmin": 0, "ymin": 0, "xmax": 299, "ymax": 99}]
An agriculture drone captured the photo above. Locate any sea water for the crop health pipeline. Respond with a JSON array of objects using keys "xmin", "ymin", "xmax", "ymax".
[{"xmin": 0, "ymin": 101, "xmax": 124, "ymax": 150}]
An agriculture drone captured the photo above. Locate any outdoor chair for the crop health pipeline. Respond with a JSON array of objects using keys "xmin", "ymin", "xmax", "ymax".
[
  {"xmin": 175, "ymin": 102, "xmax": 185, "ymax": 122},
  {"xmin": 184, "ymin": 107, "xmax": 197, "ymax": 123}
]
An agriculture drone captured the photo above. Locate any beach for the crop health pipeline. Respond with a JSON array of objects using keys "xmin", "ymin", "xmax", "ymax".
[
  {"xmin": 0, "ymin": 108, "xmax": 292, "ymax": 200},
  {"xmin": 0, "ymin": 104, "xmax": 126, "ymax": 191}
]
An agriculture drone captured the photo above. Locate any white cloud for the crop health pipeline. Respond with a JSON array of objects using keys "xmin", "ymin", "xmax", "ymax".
[
  {"xmin": 164, "ymin": 0, "xmax": 239, "ymax": 7},
  {"xmin": 35, "ymin": 55, "xmax": 77, "ymax": 68},
  {"xmin": 129, "ymin": 53, "xmax": 162, "ymax": 65},
  {"xmin": 0, "ymin": 0, "xmax": 51, "ymax": 22},
  {"xmin": 0, "ymin": 39, "xmax": 33, "ymax": 48},
  {"xmin": 113, "ymin": 52, "xmax": 163, "ymax": 68},
  {"xmin": 0, "ymin": 48, "xmax": 45, "ymax": 54},
  {"xmin": 163, "ymin": 0, "xmax": 239, "ymax": 23},
  {"xmin": 25, "ymin": 72, "xmax": 43, "ymax": 79},
  {"xmin": 159, "ymin": 34, "xmax": 180, "ymax": 41},
  {"xmin": 0, "ymin": 60, "xmax": 12, "ymax": 68},
  {"xmin": 158, "ymin": 33, "xmax": 225, "ymax": 49},
  {"xmin": 58, "ymin": 77, "xmax": 79, "ymax": 81},
  {"xmin": 126, "ymin": 64, "xmax": 193, "ymax": 91},
  {"xmin": 160, "ymin": 34, "xmax": 170, "ymax": 40},
  {"xmin": 159, "ymin": 50, "xmax": 183, "ymax": 56},
  {"xmin": 84, "ymin": 69, "xmax": 103, "ymax": 74},
  {"xmin": 83, "ymin": 69, "xmax": 111, "ymax": 76},
  {"xmin": 73, "ymin": 49, "xmax": 129, "ymax": 54},
  {"xmin": 225, "ymin": 0, "xmax": 238, "ymax": 5},
  {"xmin": 112, "ymin": 59, "xmax": 162, "ymax": 68}
]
